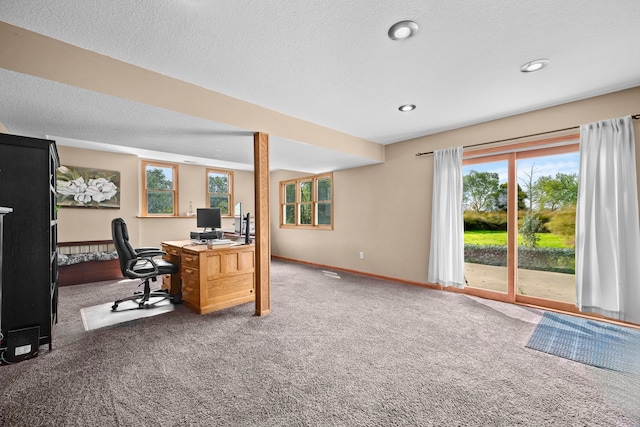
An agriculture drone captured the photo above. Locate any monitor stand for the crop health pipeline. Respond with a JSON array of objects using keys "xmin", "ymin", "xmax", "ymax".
[{"xmin": 190, "ymin": 230, "xmax": 219, "ymax": 240}]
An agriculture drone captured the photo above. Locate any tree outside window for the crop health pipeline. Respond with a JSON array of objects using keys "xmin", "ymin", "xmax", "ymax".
[
  {"xmin": 280, "ymin": 173, "xmax": 333, "ymax": 229},
  {"xmin": 207, "ymin": 169, "xmax": 233, "ymax": 215},
  {"xmin": 143, "ymin": 161, "xmax": 177, "ymax": 215},
  {"xmin": 299, "ymin": 180, "xmax": 312, "ymax": 225},
  {"xmin": 317, "ymin": 177, "xmax": 332, "ymax": 225},
  {"xmin": 284, "ymin": 183, "xmax": 296, "ymax": 225}
]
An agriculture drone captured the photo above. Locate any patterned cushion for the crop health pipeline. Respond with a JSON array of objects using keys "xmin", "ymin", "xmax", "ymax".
[{"xmin": 57, "ymin": 250, "xmax": 119, "ymax": 266}]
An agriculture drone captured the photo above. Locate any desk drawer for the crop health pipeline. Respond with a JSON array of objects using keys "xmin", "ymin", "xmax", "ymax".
[
  {"xmin": 182, "ymin": 264, "xmax": 199, "ymax": 281},
  {"xmin": 162, "ymin": 244, "xmax": 181, "ymax": 257},
  {"xmin": 181, "ymin": 276, "xmax": 200, "ymax": 304},
  {"xmin": 181, "ymin": 252, "xmax": 199, "ymax": 268}
]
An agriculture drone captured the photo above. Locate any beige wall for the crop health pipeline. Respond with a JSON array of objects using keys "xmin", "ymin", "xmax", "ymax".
[
  {"xmin": 56, "ymin": 146, "xmax": 254, "ymax": 248},
  {"xmin": 55, "ymin": 86, "xmax": 640, "ymax": 283},
  {"xmin": 270, "ymin": 86, "xmax": 640, "ymax": 284},
  {"xmin": 57, "ymin": 146, "xmax": 140, "ymax": 244}
]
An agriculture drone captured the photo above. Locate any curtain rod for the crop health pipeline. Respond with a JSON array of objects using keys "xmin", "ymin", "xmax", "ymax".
[{"xmin": 415, "ymin": 114, "xmax": 640, "ymax": 157}]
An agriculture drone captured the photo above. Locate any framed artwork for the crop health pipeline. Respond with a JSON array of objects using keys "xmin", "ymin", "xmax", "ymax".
[{"xmin": 56, "ymin": 165, "xmax": 120, "ymax": 208}]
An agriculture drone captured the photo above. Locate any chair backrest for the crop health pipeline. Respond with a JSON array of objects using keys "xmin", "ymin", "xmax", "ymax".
[{"xmin": 111, "ymin": 217, "xmax": 138, "ymax": 277}]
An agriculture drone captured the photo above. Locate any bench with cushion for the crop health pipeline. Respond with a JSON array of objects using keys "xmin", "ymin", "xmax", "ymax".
[{"xmin": 57, "ymin": 240, "xmax": 122, "ymax": 286}]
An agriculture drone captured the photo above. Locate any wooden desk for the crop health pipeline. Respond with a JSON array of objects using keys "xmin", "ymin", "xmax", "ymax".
[{"xmin": 161, "ymin": 240, "xmax": 255, "ymax": 315}]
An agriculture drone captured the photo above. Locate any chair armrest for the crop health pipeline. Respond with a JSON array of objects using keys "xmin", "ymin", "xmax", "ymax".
[
  {"xmin": 134, "ymin": 249, "xmax": 166, "ymax": 257},
  {"xmin": 124, "ymin": 256, "xmax": 160, "ymax": 279},
  {"xmin": 136, "ymin": 246, "xmax": 165, "ymax": 254}
]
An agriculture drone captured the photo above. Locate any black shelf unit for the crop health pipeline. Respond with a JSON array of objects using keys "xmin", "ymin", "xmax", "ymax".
[{"xmin": 0, "ymin": 133, "xmax": 59, "ymax": 363}]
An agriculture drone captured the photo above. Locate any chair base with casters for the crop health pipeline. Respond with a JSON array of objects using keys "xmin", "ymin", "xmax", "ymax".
[
  {"xmin": 111, "ymin": 276, "xmax": 181, "ymax": 311},
  {"xmin": 111, "ymin": 217, "xmax": 181, "ymax": 312}
]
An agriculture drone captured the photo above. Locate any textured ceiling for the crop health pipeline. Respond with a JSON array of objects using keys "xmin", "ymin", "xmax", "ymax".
[{"xmin": 1, "ymin": 0, "xmax": 640, "ymax": 171}]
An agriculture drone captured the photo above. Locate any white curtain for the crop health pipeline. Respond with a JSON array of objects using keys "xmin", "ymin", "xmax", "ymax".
[
  {"xmin": 428, "ymin": 147, "xmax": 465, "ymax": 288},
  {"xmin": 576, "ymin": 116, "xmax": 640, "ymax": 324}
]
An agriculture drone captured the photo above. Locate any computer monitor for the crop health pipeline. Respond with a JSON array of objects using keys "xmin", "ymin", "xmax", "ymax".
[
  {"xmin": 234, "ymin": 202, "xmax": 242, "ymax": 234},
  {"xmin": 196, "ymin": 208, "xmax": 221, "ymax": 231}
]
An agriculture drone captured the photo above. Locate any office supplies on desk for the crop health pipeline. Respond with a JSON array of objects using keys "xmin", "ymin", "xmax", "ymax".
[
  {"xmin": 191, "ymin": 239, "xmax": 232, "ymax": 246},
  {"xmin": 206, "ymin": 239, "xmax": 233, "ymax": 248}
]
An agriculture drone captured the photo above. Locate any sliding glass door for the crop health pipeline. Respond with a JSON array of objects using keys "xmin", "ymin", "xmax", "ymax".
[
  {"xmin": 461, "ymin": 138, "xmax": 579, "ymax": 310},
  {"xmin": 463, "ymin": 158, "xmax": 509, "ymax": 295},
  {"xmin": 516, "ymin": 150, "xmax": 579, "ymax": 304}
]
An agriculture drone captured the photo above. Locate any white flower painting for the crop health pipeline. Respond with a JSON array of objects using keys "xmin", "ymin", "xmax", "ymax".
[{"xmin": 56, "ymin": 166, "xmax": 120, "ymax": 208}]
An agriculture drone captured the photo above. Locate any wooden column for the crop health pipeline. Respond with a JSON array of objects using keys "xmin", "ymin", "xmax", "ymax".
[{"xmin": 254, "ymin": 132, "xmax": 271, "ymax": 316}]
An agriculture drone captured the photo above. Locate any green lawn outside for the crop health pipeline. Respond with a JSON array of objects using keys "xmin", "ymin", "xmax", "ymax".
[{"xmin": 464, "ymin": 230, "xmax": 573, "ymax": 248}]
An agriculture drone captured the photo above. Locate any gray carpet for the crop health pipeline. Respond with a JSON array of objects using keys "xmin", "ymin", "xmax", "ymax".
[{"xmin": 1, "ymin": 259, "xmax": 639, "ymax": 426}]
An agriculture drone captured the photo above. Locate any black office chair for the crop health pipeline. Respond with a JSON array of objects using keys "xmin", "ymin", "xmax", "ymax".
[{"xmin": 111, "ymin": 217, "xmax": 180, "ymax": 311}]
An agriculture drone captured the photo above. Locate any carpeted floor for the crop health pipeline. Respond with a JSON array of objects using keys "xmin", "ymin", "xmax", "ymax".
[
  {"xmin": 1, "ymin": 259, "xmax": 639, "ymax": 426},
  {"xmin": 527, "ymin": 311, "xmax": 640, "ymax": 375}
]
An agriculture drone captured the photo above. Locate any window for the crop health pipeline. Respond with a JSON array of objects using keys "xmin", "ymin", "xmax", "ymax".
[
  {"xmin": 207, "ymin": 168, "xmax": 233, "ymax": 215},
  {"xmin": 280, "ymin": 173, "xmax": 333, "ymax": 229},
  {"xmin": 142, "ymin": 160, "xmax": 178, "ymax": 216},
  {"xmin": 317, "ymin": 176, "xmax": 332, "ymax": 225}
]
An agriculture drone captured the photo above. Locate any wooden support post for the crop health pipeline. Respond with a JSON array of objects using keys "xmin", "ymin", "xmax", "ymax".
[{"xmin": 254, "ymin": 132, "xmax": 271, "ymax": 316}]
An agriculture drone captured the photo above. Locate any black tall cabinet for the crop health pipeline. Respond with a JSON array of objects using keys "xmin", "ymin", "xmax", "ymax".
[{"xmin": 0, "ymin": 133, "xmax": 59, "ymax": 363}]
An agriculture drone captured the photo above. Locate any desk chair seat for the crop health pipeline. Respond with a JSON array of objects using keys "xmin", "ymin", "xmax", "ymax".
[{"xmin": 111, "ymin": 217, "xmax": 180, "ymax": 311}]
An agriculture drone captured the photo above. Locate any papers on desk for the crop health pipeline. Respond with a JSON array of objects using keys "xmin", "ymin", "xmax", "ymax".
[
  {"xmin": 207, "ymin": 239, "xmax": 233, "ymax": 245},
  {"xmin": 192, "ymin": 239, "xmax": 233, "ymax": 246}
]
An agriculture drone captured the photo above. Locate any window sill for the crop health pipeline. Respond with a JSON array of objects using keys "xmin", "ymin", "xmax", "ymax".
[
  {"xmin": 280, "ymin": 224, "xmax": 333, "ymax": 231},
  {"xmin": 137, "ymin": 215, "xmax": 233, "ymax": 219}
]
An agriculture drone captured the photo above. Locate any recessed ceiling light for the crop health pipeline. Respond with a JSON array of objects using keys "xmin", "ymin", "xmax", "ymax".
[
  {"xmin": 388, "ymin": 20, "xmax": 419, "ymax": 40},
  {"xmin": 399, "ymin": 104, "xmax": 416, "ymax": 112},
  {"xmin": 520, "ymin": 59, "xmax": 550, "ymax": 73}
]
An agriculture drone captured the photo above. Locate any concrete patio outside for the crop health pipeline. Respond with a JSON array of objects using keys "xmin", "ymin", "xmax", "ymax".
[{"xmin": 464, "ymin": 262, "xmax": 576, "ymax": 304}]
